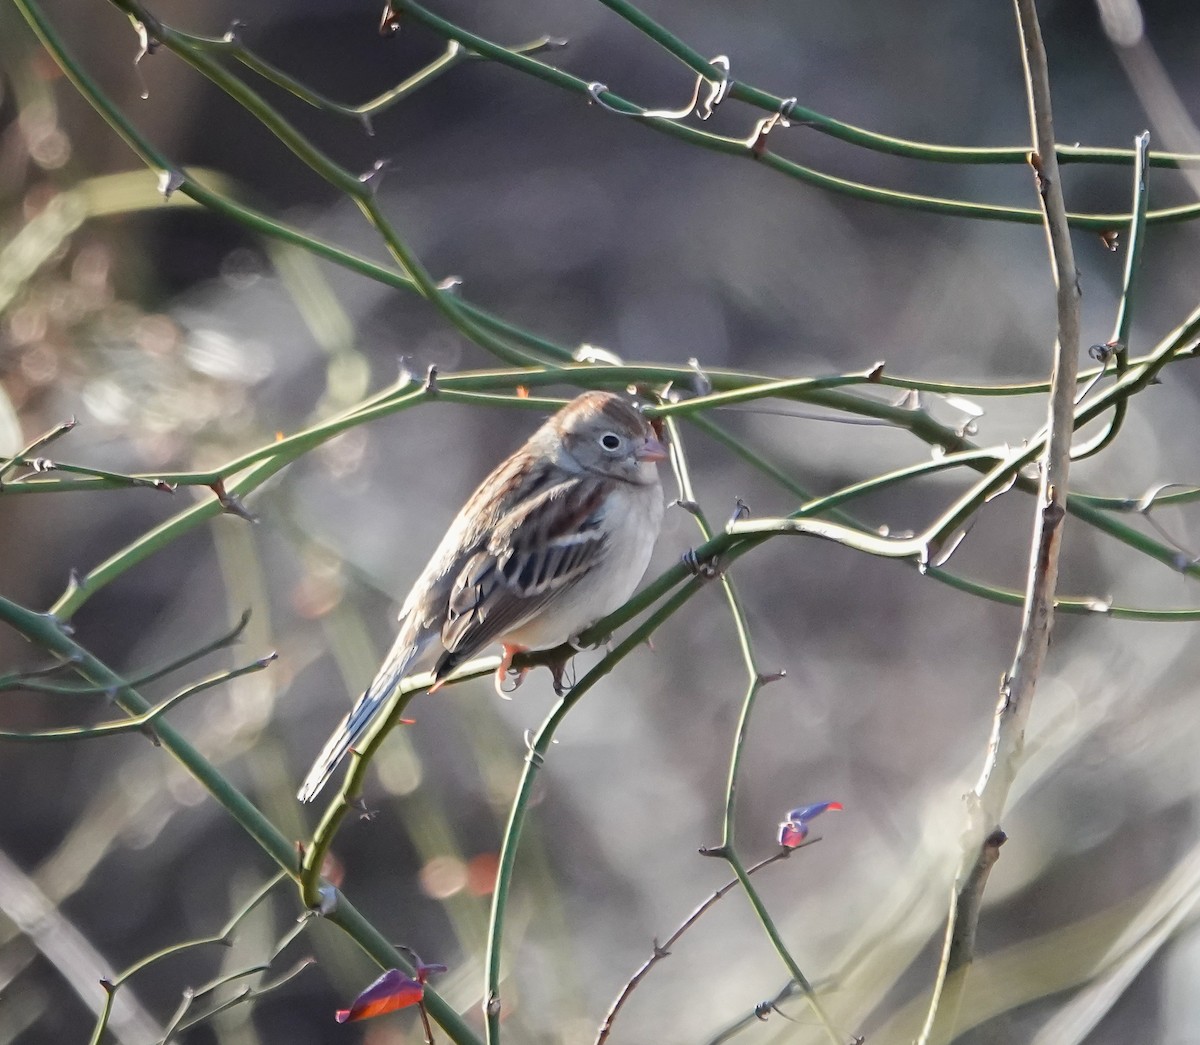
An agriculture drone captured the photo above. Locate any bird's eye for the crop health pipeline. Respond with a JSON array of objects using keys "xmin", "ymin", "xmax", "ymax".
[{"xmin": 600, "ymin": 432, "xmax": 622, "ymax": 451}]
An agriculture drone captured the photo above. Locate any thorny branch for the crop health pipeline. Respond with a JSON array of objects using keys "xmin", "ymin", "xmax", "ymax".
[
  {"xmin": 596, "ymin": 847, "xmax": 819, "ymax": 1044},
  {"xmin": 919, "ymin": 1, "xmax": 1082, "ymax": 1041}
]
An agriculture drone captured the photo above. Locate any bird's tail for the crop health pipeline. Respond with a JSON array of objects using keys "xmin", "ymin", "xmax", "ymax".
[{"xmin": 296, "ymin": 642, "xmax": 416, "ymax": 803}]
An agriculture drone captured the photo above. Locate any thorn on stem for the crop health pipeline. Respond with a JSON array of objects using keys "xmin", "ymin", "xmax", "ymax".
[
  {"xmin": 485, "ymin": 992, "xmax": 502, "ymax": 1017},
  {"xmin": 523, "ymin": 731, "xmax": 545, "ymax": 767},
  {"xmin": 379, "ymin": 1, "xmax": 402, "ymax": 35},
  {"xmin": 351, "ymin": 796, "xmax": 379, "ymax": 822},
  {"xmin": 1042, "ymin": 500, "xmax": 1066, "ymax": 526},
  {"xmin": 315, "ymin": 883, "xmax": 339, "ymax": 916},
  {"xmin": 423, "ymin": 365, "xmax": 439, "ymax": 395},
  {"xmin": 748, "ymin": 101, "xmax": 792, "ymax": 156},
  {"xmin": 42, "ymin": 612, "xmax": 74, "ymax": 637},
  {"xmin": 697, "ymin": 844, "xmax": 728, "ymax": 859},
  {"xmin": 358, "ymin": 158, "xmax": 392, "ymax": 193},
  {"xmin": 157, "ymin": 168, "xmax": 185, "ymax": 199},
  {"xmin": 210, "ymin": 479, "xmax": 257, "ymax": 522},
  {"xmin": 695, "ymin": 56, "xmax": 731, "ymax": 120},
  {"xmin": 756, "ymin": 669, "xmax": 787, "ymax": 686},
  {"xmin": 728, "ymin": 497, "xmax": 750, "ymax": 526},
  {"xmin": 749, "ymin": 121, "xmax": 772, "ymax": 157},
  {"xmin": 672, "ymin": 498, "xmax": 702, "ymax": 517},
  {"xmin": 133, "ymin": 19, "xmax": 160, "ymax": 81}
]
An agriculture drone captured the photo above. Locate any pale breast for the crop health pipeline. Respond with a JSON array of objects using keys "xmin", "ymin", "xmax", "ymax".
[{"xmin": 506, "ymin": 477, "xmax": 664, "ymax": 650}]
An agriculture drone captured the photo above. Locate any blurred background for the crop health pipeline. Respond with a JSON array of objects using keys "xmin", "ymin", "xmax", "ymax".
[{"xmin": 3, "ymin": 0, "xmax": 1200, "ymax": 1042}]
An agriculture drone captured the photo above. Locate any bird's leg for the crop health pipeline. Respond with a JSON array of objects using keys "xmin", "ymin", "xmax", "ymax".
[
  {"xmin": 681, "ymin": 498, "xmax": 749, "ymax": 579},
  {"xmin": 495, "ymin": 643, "xmax": 530, "ymax": 698},
  {"xmin": 546, "ymin": 650, "xmax": 578, "ymax": 697},
  {"xmin": 682, "ymin": 547, "xmax": 721, "ymax": 578},
  {"xmin": 567, "ymin": 631, "xmax": 612, "ymax": 653}
]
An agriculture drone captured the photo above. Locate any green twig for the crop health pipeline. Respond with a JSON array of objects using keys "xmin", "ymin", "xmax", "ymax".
[
  {"xmin": 0, "ymin": 596, "xmax": 298, "ymax": 869},
  {"xmin": 484, "ymin": 580, "xmax": 703, "ymax": 1043},
  {"xmin": 31, "ymin": 296, "xmax": 1200, "ymax": 629},
  {"xmin": 0, "ymin": 654, "xmax": 275, "ymax": 741},
  {"xmin": 0, "ymin": 594, "xmax": 481, "ymax": 1045},
  {"xmin": 666, "ymin": 419, "xmax": 840, "ymax": 1042},
  {"xmin": 171, "ymin": 958, "xmax": 315, "ymax": 1036},
  {"xmin": 0, "ymin": 456, "xmax": 177, "ymax": 492},
  {"xmin": 596, "ymin": 847, "xmax": 809, "ymax": 1044},
  {"xmin": 110, "ymin": 0, "xmax": 557, "ymax": 370},
  {"xmin": 395, "ymin": 0, "xmax": 1200, "ymax": 230},
  {"xmin": 0, "ymin": 610, "xmax": 252, "ymax": 694},
  {"xmin": 699, "ymin": 418, "xmax": 1200, "ymax": 621},
  {"xmin": 1072, "ymin": 131, "xmax": 1150, "ymax": 461},
  {"xmin": 298, "ymin": 657, "xmax": 494, "ymax": 909},
  {"xmin": 591, "ymin": 0, "xmax": 1197, "ymax": 170},
  {"xmin": 11, "ymin": 0, "xmax": 1198, "ymax": 466},
  {"xmin": 90, "ymin": 872, "xmax": 288, "ymax": 1045},
  {"xmin": 0, "ymin": 418, "xmax": 76, "ymax": 486},
  {"xmin": 202, "ymin": 30, "xmax": 564, "ymax": 127}
]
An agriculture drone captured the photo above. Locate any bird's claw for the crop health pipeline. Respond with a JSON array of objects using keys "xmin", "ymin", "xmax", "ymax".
[
  {"xmin": 495, "ymin": 643, "xmax": 530, "ymax": 699},
  {"xmin": 495, "ymin": 664, "xmax": 528, "ymax": 699},
  {"xmin": 683, "ymin": 547, "xmax": 721, "ymax": 578},
  {"xmin": 549, "ymin": 656, "xmax": 577, "ymax": 697}
]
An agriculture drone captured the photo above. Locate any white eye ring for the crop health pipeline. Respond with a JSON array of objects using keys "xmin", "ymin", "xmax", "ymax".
[{"xmin": 600, "ymin": 432, "xmax": 622, "ymax": 451}]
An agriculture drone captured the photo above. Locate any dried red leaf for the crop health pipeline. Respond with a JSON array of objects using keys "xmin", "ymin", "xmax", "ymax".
[
  {"xmin": 335, "ymin": 969, "xmax": 423, "ymax": 1023},
  {"xmin": 777, "ymin": 800, "xmax": 844, "ymax": 849}
]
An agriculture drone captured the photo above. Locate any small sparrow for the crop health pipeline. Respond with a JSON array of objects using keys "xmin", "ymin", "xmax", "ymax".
[{"xmin": 297, "ymin": 391, "xmax": 667, "ymax": 802}]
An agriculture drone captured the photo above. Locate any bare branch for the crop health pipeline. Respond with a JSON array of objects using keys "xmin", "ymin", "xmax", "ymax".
[{"xmin": 919, "ymin": 2, "xmax": 1082, "ymax": 1040}]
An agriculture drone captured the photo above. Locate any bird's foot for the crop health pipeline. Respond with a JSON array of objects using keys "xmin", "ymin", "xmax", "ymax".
[
  {"xmin": 567, "ymin": 631, "xmax": 611, "ymax": 653},
  {"xmin": 683, "ymin": 547, "xmax": 721, "ymax": 578},
  {"xmin": 495, "ymin": 643, "xmax": 530, "ymax": 699},
  {"xmin": 546, "ymin": 651, "xmax": 578, "ymax": 697}
]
